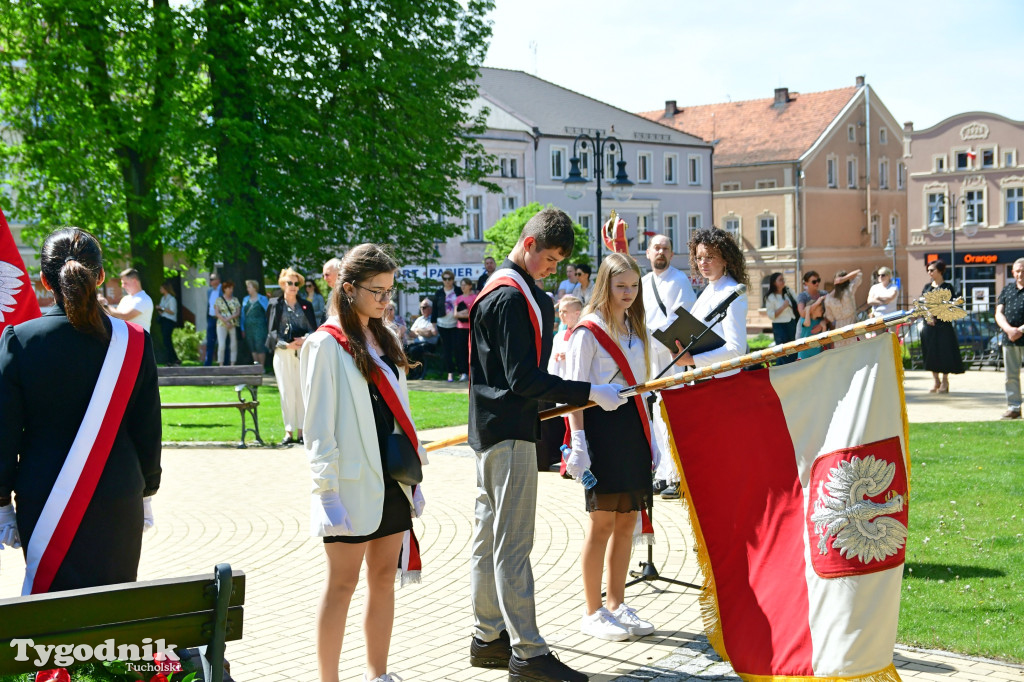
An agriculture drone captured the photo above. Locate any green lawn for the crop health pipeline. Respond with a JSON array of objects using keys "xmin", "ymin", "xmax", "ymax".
[
  {"xmin": 901, "ymin": 422, "xmax": 1023, "ymax": 662},
  {"xmin": 160, "ymin": 385, "xmax": 467, "ymax": 443}
]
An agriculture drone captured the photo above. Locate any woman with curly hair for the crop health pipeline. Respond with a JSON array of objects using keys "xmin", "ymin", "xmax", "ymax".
[{"xmin": 674, "ymin": 228, "xmax": 749, "ymax": 377}]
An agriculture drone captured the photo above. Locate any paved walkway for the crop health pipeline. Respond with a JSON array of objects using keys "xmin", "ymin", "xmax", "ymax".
[{"xmin": 1, "ymin": 368, "xmax": 1019, "ymax": 681}]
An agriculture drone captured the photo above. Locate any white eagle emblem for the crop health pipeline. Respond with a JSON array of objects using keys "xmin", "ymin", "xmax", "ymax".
[
  {"xmin": 0, "ymin": 260, "xmax": 26, "ymax": 323},
  {"xmin": 810, "ymin": 455, "xmax": 907, "ymax": 564}
]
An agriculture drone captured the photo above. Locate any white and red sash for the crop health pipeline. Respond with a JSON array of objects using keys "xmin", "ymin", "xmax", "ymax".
[
  {"xmin": 319, "ymin": 323, "xmax": 424, "ymax": 584},
  {"xmin": 573, "ymin": 317, "xmax": 655, "ymax": 544},
  {"xmin": 471, "ymin": 267, "xmax": 544, "ymax": 367},
  {"xmin": 22, "ymin": 318, "xmax": 145, "ymax": 595}
]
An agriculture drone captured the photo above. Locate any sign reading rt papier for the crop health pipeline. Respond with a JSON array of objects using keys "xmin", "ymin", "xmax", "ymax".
[{"xmin": 396, "ymin": 264, "xmax": 487, "ymax": 283}]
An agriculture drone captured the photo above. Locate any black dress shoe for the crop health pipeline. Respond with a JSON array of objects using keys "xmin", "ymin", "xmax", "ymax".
[
  {"xmin": 508, "ymin": 652, "xmax": 587, "ymax": 681},
  {"xmin": 469, "ymin": 629, "xmax": 510, "ymax": 668},
  {"xmin": 652, "ymin": 478, "xmax": 668, "ymax": 494},
  {"xmin": 280, "ymin": 436, "xmax": 294, "ymax": 445}
]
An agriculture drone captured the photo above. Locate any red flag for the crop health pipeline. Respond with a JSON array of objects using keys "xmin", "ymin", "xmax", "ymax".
[
  {"xmin": 661, "ymin": 335, "xmax": 908, "ymax": 681},
  {"xmin": 0, "ymin": 207, "xmax": 41, "ymax": 332}
]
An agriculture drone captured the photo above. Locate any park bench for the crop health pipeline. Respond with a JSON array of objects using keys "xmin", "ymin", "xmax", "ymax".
[
  {"xmin": 0, "ymin": 563, "xmax": 244, "ymax": 682},
  {"xmin": 158, "ymin": 365, "xmax": 264, "ymax": 447}
]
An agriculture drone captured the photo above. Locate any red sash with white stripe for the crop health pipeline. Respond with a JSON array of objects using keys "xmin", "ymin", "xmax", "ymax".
[
  {"xmin": 470, "ymin": 268, "xmax": 544, "ymax": 367},
  {"xmin": 573, "ymin": 318, "xmax": 655, "ymax": 543},
  {"xmin": 23, "ymin": 318, "xmax": 146, "ymax": 595},
  {"xmin": 319, "ymin": 323, "xmax": 424, "ymax": 583}
]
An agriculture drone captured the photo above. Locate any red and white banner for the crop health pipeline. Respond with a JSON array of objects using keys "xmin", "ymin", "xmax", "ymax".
[
  {"xmin": 0, "ymin": 207, "xmax": 41, "ymax": 333},
  {"xmin": 23, "ymin": 318, "xmax": 145, "ymax": 595},
  {"xmin": 661, "ymin": 334, "xmax": 909, "ymax": 682}
]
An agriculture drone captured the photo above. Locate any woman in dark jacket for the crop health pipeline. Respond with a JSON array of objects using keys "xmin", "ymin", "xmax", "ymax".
[
  {"xmin": 266, "ymin": 268, "xmax": 318, "ymax": 444},
  {"xmin": 919, "ymin": 259, "xmax": 964, "ymax": 392},
  {"xmin": 0, "ymin": 227, "xmax": 161, "ymax": 593}
]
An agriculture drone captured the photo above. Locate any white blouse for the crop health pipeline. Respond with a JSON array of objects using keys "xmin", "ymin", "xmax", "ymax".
[
  {"xmin": 688, "ymin": 275, "xmax": 748, "ymax": 377},
  {"xmin": 566, "ymin": 312, "xmax": 650, "ymax": 386}
]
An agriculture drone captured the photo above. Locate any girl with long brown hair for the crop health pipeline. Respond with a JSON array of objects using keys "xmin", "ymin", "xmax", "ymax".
[
  {"xmin": 300, "ymin": 243, "xmax": 424, "ymax": 682},
  {"xmin": 564, "ymin": 252, "xmax": 656, "ymax": 641}
]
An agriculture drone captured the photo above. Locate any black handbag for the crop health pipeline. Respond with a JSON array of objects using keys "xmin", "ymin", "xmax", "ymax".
[{"xmin": 386, "ymin": 433, "xmax": 423, "ymax": 486}]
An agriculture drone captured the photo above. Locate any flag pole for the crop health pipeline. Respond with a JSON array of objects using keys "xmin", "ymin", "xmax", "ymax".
[{"xmin": 423, "ymin": 291, "xmax": 964, "ymax": 453}]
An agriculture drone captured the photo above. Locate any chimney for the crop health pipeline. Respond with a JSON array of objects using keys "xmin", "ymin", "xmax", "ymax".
[
  {"xmin": 856, "ymin": 75, "xmax": 865, "ymax": 87},
  {"xmin": 904, "ymin": 121, "xmax": 914, "ymax": 133},
  {"xmin": 773, "ymin": 87, "xmax": 789, "ymax": 106},
  {"xmin": 664, "ymin": 100, "xmax": 678, "ymax": 118}
]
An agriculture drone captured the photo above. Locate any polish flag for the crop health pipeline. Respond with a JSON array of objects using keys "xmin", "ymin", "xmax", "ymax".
[
  {"xmin": 0, "ymin": 207, "xmax": 41, "ymax": 333},
  {"xmin": 661, "ymin": 334, "xmax": 908, "ymax": 681}
]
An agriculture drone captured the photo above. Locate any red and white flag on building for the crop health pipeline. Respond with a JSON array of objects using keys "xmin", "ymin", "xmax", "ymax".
[
  {"xmin": 662, "ymin": 334, "xmax": 909, "ymax": 682},
  {"xmin": 0, "ymin": 207, "xmax": 41, "ymax": 333}
]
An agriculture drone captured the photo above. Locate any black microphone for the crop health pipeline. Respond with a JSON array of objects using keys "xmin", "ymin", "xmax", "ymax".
[{"xmin": 703, "ymin": 283, "xmax": 747, "ymax": 322}]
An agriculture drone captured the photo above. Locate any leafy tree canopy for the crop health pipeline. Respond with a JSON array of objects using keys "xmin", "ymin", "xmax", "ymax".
[{"xmin": 483, "ymin": 202, "xmax": 591, "ymax": 288}]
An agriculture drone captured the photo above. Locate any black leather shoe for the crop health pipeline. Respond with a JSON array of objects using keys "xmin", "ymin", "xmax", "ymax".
[
  {"xmin": 470, "ymin": 630, "xmax": 510, "ymax": 668},
  {"xmin": 508, "ymin": 652, "xmax": 587, "ymax": 681},
  {"xmin": 652, "ymin": 478, "xmax": 668, "ymax": 494}
]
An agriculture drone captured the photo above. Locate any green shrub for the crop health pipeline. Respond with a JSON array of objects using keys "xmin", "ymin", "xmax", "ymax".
[
  {"xmin": 747, "ymin": 333, "xmax": 774, "ymax": 351},
  {"xmin": 171, "ymin": 322, "xmax": 203, "ymax": 365}
]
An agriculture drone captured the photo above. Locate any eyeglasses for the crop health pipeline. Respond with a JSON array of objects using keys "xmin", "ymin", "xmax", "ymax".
[
  {"xmin": 927, "ymin": 268, "xmax": 937, "ymax": 273},
  {"xmin": 694, "ymin": 256, "xmax": 718, "ymax": 264},
  {"xmin": 809, "ymin": 278, "xmax": 820, "ymax": 284},
  {"xmin": 284, "ymin": 281, "xmax": 299, "ymax": 286},
  {"xmin": 353, "ymin": 282, "xmax": 396, "ymax": 302}
]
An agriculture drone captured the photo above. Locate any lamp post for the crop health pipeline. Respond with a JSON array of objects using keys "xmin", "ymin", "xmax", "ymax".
[
  {"xmin": 928, "ymin": 192, "xmax": 976, "ymax": 298},
  {"xmin": 563, "ymin": 131, "xmax": 634, "ymax": 265}
]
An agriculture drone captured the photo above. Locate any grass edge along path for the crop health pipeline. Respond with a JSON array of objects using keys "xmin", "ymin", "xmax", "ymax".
[{"xmin": 159, "ymin": 385, "xmax": 468, "ymax": 444}]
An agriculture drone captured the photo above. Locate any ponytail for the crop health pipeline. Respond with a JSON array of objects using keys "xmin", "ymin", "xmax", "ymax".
[
  {"xmin": 59, "ymin": 260, "xmax": 107, "ymax": 340},
  {"xmin": 40, "ymin": 227, "xmax": 108, "ymax": 340}
]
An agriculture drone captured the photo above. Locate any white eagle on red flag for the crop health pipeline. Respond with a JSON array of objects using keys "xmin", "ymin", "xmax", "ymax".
[{"xmin": 0, "ymin": 207, "xmax": 42, "ymax": 331}]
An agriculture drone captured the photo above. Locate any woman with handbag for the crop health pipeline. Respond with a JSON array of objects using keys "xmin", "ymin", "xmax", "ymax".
[
  {"xmin": 300, "ymin": 243, "xmax": 426, "ymax": 682},
  {"xmin": 266, "ymin": 268, "xmax": 317, "ymax": 444}
]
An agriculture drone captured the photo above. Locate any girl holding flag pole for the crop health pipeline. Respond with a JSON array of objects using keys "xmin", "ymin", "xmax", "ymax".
[
  {"xmin": 564, "ymin": 252, "xmax": 657, "ymax": 641},
  {"xmin": 300, "ymin": 244, "xmax": 426, "ymax": 682}
]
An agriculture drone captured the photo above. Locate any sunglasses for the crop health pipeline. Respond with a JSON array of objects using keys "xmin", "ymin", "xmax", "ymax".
[
  {"xmin": 442, "ymin": 276, "xmax": 454, "ymax": 281},
  {"xmin": 285, "ymin": 281, "xmax": 299, "ymax": 286},
  {"xmin": 809, "ymin": 278, "xmax": 820, "ymax": 284}
]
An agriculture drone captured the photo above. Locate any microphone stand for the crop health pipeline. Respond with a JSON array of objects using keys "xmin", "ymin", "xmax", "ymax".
[{"xmin": 624, "ymin": 307, "xmax": 729, "ymax": 594}]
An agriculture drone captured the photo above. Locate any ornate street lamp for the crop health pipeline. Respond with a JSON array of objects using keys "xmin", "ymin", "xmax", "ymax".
[
  {"xmin": 928, "ymin": 192, "xmax": 976, "ymax": 297},
  {"xmin": 563, "ymin": 131, "xmax": 634, "ymax": 264}
]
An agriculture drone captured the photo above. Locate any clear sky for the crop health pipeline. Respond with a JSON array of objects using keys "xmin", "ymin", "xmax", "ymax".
[{"xmin": 482, "ymin": 0, "xmax": 1024, "ymax": 131}]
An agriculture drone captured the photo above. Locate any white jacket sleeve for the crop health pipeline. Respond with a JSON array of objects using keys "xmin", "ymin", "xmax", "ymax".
[
  {"xmin": 565, "ymin": 329, "xmax": 598, "ymax": 383},
  {"xmin": 301, "ymin": 335, "xmax": 341, "ymax": 495},
  {"xmin": 693, "ymin": 295, "xmax": 749, "ymax": 367}
]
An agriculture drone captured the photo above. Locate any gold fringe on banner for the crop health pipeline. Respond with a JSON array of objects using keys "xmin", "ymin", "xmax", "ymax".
[
  {"xmin": 737, "ymin": 663, "xmax": 902, "ymax": 682},
  {"xmin": 660, "ymin": 399, "xmax": 730, "ymax": 664}
]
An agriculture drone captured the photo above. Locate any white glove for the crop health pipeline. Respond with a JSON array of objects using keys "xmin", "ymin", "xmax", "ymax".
[
  {"xmin": 142, "ymin": 497, "xmax": 155, "ymax": 533},
  {"xmin": 0, "ymin": 504, "xmax": 20, "ymax": 549},
  {"xmin": 590, "ymin": 383, "xmax": 628, "ymax": 411},
  {"xmin": 565, "ymin": 431, "xmax": 592, "ymax": 480},
  {"xmin": 312, "ymin": 492, "xmax": 353, "ymax": 536},
  {"xmin": 412, "ymin": 485, "xmax": 425, "ymax": 518}
]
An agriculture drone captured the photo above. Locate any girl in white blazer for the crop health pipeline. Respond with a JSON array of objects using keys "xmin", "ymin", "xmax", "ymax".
[{"xmin": 300, "ymin": 244, "xmax": 425, "ymax": 682}]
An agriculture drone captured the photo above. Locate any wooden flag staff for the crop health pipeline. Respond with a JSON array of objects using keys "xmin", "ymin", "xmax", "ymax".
[{"xmin": 423, "ymin": 290, "xmax": 966, "ymax": 453}]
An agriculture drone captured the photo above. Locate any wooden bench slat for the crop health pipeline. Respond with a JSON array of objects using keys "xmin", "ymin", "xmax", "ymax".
[
  {"xmin": 161, "ymin": 401, "xmax": 256, "ymax": 405},
  {"xmin": 0, "ymin": 571, "xmax": 245, "ymax": 639},
  {"xmin": 158, "ymin": 377, "xmax": 263, "ymax": 387},
  {"xmin": 0, "ymin": 608, "xmax": 243, "ymax": 675},
  {"xmin": 157, "ymin": 366, "xmax": 263, "ymax": 377}
]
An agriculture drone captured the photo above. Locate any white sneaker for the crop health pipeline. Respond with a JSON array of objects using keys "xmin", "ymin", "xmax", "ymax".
[
  {"xmin": 580, "ymin": 606, "xmax": 631, "ymax": 641},
  {"xmin": 364, "ymin": 674, "xmax": 403, "ymax": 682},
  {"xmin": 612, "ymin": 603, "xmax": 655, "ymax": 636}
]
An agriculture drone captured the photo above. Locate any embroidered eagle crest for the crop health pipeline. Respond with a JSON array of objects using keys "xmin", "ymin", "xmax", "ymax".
[
  {"xmin": 810, "ymin": 454, "xmax": 907, "ymax": 564},
  {"xmin": 0, "ymin": 260, "xmax": 26, "ymax": 323}
]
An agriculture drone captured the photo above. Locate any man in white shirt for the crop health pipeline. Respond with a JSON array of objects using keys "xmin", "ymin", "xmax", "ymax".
[
  {"xmin": 405, "ymin": 299, "xmax": 439, "ymax": 378},
  {"xmin": 641, "ymin": 235, "xmax": 696, "ymax": 499},
  {"xmin": 101, "ymin": 268, "xmax": 154, "ymax": 333}
]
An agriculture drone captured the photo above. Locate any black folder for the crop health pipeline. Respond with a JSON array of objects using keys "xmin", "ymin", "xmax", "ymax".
[{"xmin": 652, "ymin": 306, "xmax": 726, "ymax": 357}]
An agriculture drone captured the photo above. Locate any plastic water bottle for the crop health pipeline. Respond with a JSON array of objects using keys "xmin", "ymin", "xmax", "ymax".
[{"xmin": 561, "ymin": 445, "xmax": 597, "ymax": 490}]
